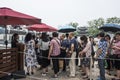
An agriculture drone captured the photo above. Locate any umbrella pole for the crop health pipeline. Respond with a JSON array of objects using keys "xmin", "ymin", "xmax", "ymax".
[{"xmin": 4, "ymin": 25, "xmax": 8, "ymax": 49}]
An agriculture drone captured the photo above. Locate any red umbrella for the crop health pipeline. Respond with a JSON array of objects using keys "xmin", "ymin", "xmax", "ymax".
[
  {"xmin": 0, "ymin": 7, "xmax": 41, "ymax": 48},
  {"xmin": 0, "ymin": 7, "xmax": 41, "ymax": 25},
  {"xmin": 27, "ymin": 23, "xmax": 57, "ymax": 32}
]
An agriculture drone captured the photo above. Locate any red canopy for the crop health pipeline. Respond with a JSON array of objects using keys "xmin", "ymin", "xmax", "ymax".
[
  {"xmin": 27, "ymin": 23, "xmax": 57, "ymax": 32},
  {"xmin": 0, "ymin": 7, "xmax": 41, "ymax": 25}
]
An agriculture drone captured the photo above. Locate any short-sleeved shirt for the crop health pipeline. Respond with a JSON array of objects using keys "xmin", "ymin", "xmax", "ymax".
[
  {"xmin": 83, "ymin": 42, "xmax": 91, "ymax": 57},
  {"xmin": 39, "ymin": 39, "xmax": 49, "ymax": 50},
  {"xmin": 98, "ymin": 38, "xmax": 107, "ymax": 58},
  {"xmin": 114, "ymin": 41, "xmax": 120, "ymax": 55},
  {"xmin": 69, "ymin": 38, "xmax": 78, "ymax": 52},
  {"xmin": 61, "ymin": 40, "xmax": 67, "ymax": 48},
  {"xmin": 64, "ymin": 39, "xmax": 70, "ymax": 48},
  {"xmin": 50, "ymin": 38, "xmax": 60, "ymax": 56}
]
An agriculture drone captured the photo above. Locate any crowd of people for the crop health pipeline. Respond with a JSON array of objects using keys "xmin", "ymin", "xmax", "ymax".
[{"xmin": 11, "ymin": 31, "xmax": 120, "ymax": 80}]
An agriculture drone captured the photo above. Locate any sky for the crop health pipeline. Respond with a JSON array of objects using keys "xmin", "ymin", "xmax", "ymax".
[{"xmin": 0, "ymin": 0, "xmax": 120, "ymax": 28}]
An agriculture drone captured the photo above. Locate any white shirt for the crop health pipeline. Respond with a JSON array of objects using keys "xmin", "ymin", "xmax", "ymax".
[{"xmin": 39, "ymin": 39, "xmax": 49, "ymax": 50}]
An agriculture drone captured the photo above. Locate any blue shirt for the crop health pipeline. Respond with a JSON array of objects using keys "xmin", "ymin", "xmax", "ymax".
[
  {"xmin": 98, "ymin": 38, "xmax": 107, "ymax": 58},
  {"xmin": 69, "ymin": 38, "xmax": 78, "ymax": 52},
  {"xmin": 61, "ymin": 40, "xmax": 67, "ymax": 48},
  {"xmin": 64, "ymin": 39, "xmax": 70, "ymax": 48}
]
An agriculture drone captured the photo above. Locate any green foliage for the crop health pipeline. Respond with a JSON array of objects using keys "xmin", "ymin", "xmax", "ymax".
[
  {"xmin": 68, "ymin": 22, "xmax": 79, "ymax": 36},
  {"xmin": 66, "ymin": 17, "xmax": 120, "ymax": 36},
  {"xmin": 87, "ymin": 18, "xmax": 104, "ymax": 36},
  {"xmin": 88, "ymin": 18, "xmax": 105, "ymax": 28},
  {"xmin": 68, "ymin": 22, "xmax": 79, "ymax": 29},
  {"xmin": 106, "ymin": 17, "xmax": 120, "ymax": 24},
  {"xmin": 88, "ymin": 27, "xmax": 99, "ymax": 36},
  {"xmin": 87, "ymin": 17, "xmax": 120, "ymax": 36}
]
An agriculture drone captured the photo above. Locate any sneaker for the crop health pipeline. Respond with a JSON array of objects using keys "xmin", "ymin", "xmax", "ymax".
[
  {"xmin": 51, "ymin": 75, "xmax": 58, "ymax": 78},
  {"xmin": 67, "ymin": 75, "xmax": 75, "ymax": 78},
  {"xmin": 42, "ymin": 73, "xmax": 46, "ymax": 77}
]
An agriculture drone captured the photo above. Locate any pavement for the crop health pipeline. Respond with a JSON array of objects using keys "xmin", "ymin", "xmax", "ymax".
[{"xmin": 16, "ymin": 61, "xmax": 115, "ymax": 80}]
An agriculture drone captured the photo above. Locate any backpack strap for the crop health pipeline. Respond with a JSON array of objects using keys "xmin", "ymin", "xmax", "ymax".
[{"xmin": 54, "ymin": 39, "xmax": 60, "ymax": 46}]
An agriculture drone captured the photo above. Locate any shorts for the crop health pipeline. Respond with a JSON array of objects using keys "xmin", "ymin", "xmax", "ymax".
[{"xmin": 82, "ymin": 57, "xmax": 90, "ymax": 67}]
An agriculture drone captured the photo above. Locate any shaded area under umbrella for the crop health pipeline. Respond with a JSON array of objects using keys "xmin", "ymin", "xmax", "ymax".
[
  {"xmin": 0, "ymin": 27, "xmax": 5, "ymax": 34},
  {"xmin": 27, "ymin": 23, "xmax": 57, "ymax": 32},
  {"xmin": 99, "ymin": 23, "xmax": 120, "ymax": 32},
  {"xmin": 58, "ymin": 25, "xmax": 76, "ymax": 33},
  {"xmin": 0, "ymin": 7, "xmax": 41, "ymax": 48}
]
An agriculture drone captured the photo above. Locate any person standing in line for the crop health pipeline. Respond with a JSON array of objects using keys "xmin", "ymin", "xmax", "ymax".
[
  {"xmin": 74, "ymin": 36, "xmax": 79, "ymax": 66},
  {"xmin": 38, "ymin": 32, "xmax": 50, "ymax": 76},
  {"xmin": 60, "ymin": 34, "xmax": 67, "ymax": 72},
  {"xmin": 79, "ymin": 35, "xmax": 91, "ymax": 79},
  {"xmin": 24, "ymin": 33, "xmax": 37, "ymax": 75},
  {"xmin": 111, "ymin": 32, "xmax": 120, "ymax": 80},
  {"xmin": 11, "ymin": 33, "xmax": 19, "ymax": 48},
  {"xmin": 65, "ymin": 33, "xmax": 71, "ymax": 67},
  {"xmin": 105, "ymin": 34, "xmax": 112, "ymax": 75},
  {"xmin": 89, "ymin": 36, "xmax": 96, "ymax": 68},
  {"xmin": 68, "ymin": 32, "xmax": 77, "ymax": 77},
  {"xmin": 94, "ymin": 32, "xmax": 107, "ymax": 80},
  {"xmin": 48, "ymin": 32, "xmax": 61, "ymax": 78}
]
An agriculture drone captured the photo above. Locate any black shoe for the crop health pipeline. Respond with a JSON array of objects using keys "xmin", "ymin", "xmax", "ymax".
[
  {"xmin": 26, "ymin": 72, "xmax": 30, "ymax": 75},
  {"xmin": 31, "ymin": 72, "xmax": 34, "ymax": 75},
  {"xmin": 114, "ymin": 74, "xmax": 117, "ymax": 76},
  {"xmin": 81, "ymin": 73, "xmax": 86, "ymax": 76},
  {"xmin": 62, "ymin": 69, "xmax": 66, "ymax": 72},
  {"xmin": 92, "ymin": 65, "xmax": 94, "ymax": 68}
]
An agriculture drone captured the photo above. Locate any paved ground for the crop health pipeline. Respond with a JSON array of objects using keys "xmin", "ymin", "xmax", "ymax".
[{"xmin": 17, "ymin": 61, "xmax": 115, "ymax": 80}]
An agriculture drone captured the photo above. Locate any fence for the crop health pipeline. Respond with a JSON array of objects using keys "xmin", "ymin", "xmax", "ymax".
[{"xmin": 0, "ymin": 48, "xmax": 18, "ymax": 78}]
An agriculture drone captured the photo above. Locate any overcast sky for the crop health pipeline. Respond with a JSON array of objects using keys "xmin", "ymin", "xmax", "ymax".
[{"xmin": 0, "ymin": 0, "xmax": 120, "ymax": 28}]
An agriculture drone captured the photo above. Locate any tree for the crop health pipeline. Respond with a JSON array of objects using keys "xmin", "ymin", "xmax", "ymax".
[
  {"xmin": 68, "ymin": 22, "xmax": 79, "ymax": 29},
  {"xmin": 106, "ymin": 17, "xmax": 120, "ymax": 24},
  {"xmin": 87, "ymin": 18, "xmax": 105, "ymax": 36},
  {"xmin": 68, "ymin": 22, "xmax": 79, "ymax": 36},
  {"xmin": 87, "ymin": 17, "xmax": 120, "ymax": 36}
]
